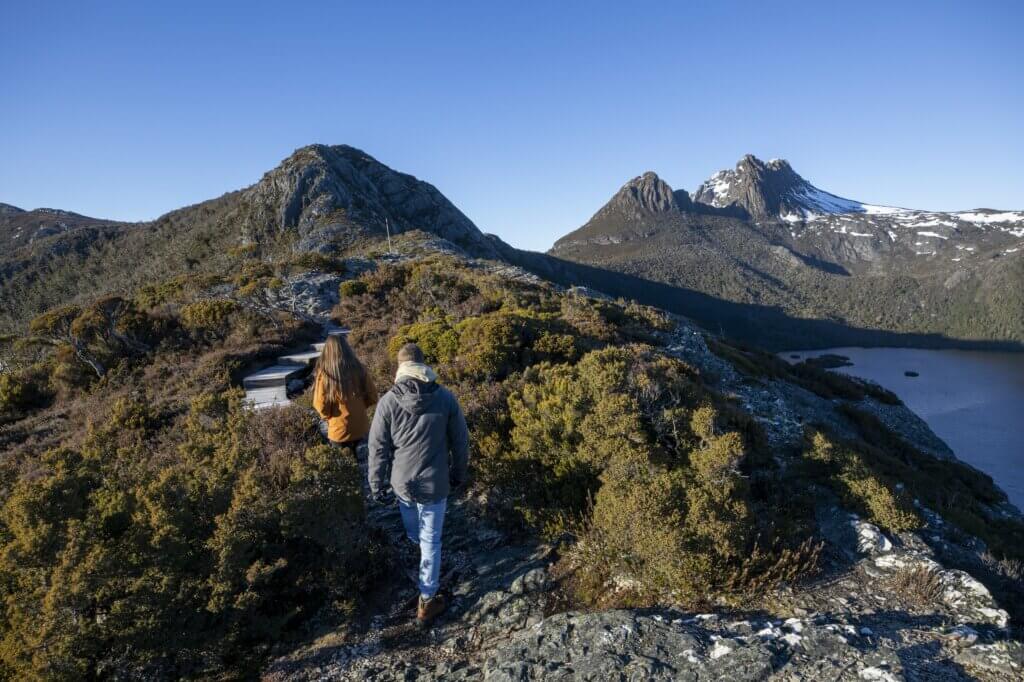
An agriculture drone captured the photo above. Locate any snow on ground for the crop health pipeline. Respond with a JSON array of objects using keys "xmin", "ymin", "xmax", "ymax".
[
  {"xmin": 916, "ymin": 231, "xmax": 948, "ymax": 239},
  {"xmin": 906, "ymin": 219, "xmax": 955, "ymax": 228},
  {"xmin": 956, "ymin": 211, "xmax": 1024, "ymax": 224}
]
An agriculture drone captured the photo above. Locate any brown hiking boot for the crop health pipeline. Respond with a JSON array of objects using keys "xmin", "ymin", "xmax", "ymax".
[{"xmin": 416, "ymin": 594, "xmax": 446, "ymax": 627}]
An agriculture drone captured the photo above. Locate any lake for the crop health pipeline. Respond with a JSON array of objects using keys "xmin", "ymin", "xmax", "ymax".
[{"xmin": 785, "ymin": 347, "xmax": 1024, "ymax": 511}]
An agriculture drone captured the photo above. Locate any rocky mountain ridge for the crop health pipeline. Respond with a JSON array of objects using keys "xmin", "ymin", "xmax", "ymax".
[
  {"xmin": 551, "ymin": 155, "xmax": 1024, "ymax": 346},
  {"xmin": 239, "ymin": 144, "xmax": 503, "ymax": 259},
  {"xmin": 560, "ymin": 155, "xmax": 1024, "ymax": 264},
  {"xmin": 0, "ymin": 145, "xmax": 509, "ymax": 332}
]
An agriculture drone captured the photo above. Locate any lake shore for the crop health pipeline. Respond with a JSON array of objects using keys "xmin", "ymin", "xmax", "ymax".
[{"xmin": 785, "ymin": 347, "xmax": 1024, "ymax": 511}]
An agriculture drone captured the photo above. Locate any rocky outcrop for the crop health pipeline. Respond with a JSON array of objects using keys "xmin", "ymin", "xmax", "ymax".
[
  {"xmin": 693, "ymin": 155, "xmax": 806, "ymax": 218},
  {"xmin": 239, "ymin": 144, "xmax": 501, "ymax": 259},
  {"xmin": 453, "ymin": 610, "xmax": 906, "ymax": 681}
]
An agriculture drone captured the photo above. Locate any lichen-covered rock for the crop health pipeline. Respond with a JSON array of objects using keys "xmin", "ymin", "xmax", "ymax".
[
  {"xmin": 955, "ymin": 640, "xmax": 1024, "ymax": 678},
  {"xmin": 445, "ymin": 610, "xmax": 905, "ymax": 681},
  {"xmin": 263, "ymin": 271, "xmax": 342, "ymax": 322}
]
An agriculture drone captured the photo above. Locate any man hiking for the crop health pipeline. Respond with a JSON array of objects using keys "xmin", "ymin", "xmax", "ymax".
[{"xmin": 368, "ymin": 343, "xmax": 469, "ymax": 627}]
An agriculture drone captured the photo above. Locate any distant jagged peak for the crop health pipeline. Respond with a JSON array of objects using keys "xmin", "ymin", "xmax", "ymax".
[
  {"xmin": 586, "ymin": 171, "xmax": 691, "ymax": 225},
  {"xmin": 693, "ymin": 154, "xmax": 907, "ymax": 221},
  {"xmin": 616, "ymin": 171, "xmax": 679, "ymax": 214}
]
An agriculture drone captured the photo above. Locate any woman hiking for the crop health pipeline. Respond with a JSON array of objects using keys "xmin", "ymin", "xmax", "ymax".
[{"xmin": 312, "ymin": 333, "xmax": 377, "ymax": 449}]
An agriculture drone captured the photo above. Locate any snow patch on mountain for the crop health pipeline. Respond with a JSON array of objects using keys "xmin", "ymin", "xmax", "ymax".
[
  {"xmin": 956, "ymin": 211, "xmax": 1024, "ymax": 224},
  {"xmin": 700, "ymin": 170, "xmax": 734, "ymax": 208},
  {"xmin": 789, "ymin": 185, "xmax": 907, "ymax": 218},
  {"xmin": 693, "ymin": 157, "xmax": 1024, "ymax": 246}
]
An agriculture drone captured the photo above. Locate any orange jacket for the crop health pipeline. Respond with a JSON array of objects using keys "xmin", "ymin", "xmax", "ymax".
[{"xmin": 312, "ymin": 371, "xmax": 378, "ymax": 443}]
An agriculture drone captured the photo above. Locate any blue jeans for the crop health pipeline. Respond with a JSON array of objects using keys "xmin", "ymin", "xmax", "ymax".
[{"xmin": 398, "ymin": 495, "xmax": 447, "ymax": 599}]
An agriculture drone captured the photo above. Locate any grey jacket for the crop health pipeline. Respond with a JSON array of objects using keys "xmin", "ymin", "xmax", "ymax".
[{"xmin": 367, "ymin": 377, "xmax": 469, "ymax": 504}]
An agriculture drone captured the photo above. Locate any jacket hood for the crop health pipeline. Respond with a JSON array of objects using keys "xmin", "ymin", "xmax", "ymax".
[
  {"xmin": 395, "ymin": 361, "xmax": 437, "ymax": 384},
  {"xmin": 392, "ymin": 378, "xmax": 443, "ymax": 416}
]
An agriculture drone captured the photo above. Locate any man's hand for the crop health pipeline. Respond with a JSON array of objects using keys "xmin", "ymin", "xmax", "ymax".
[{"xmin": 373, "ymin": 488, "xmax": 395, "ymax": 506}]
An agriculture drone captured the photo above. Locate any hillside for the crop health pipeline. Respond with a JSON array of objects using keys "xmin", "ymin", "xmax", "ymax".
[
  {"xmin": 551, "ymin": 156, "xmax": 1024, "ymax": 348},
  {"xmin": 0, "ymin": 145, "xmax": 501, "ymax": 334},
  {"xmin": 2, "ymin": 146, "xmax": 1024, "ymax": 679}
]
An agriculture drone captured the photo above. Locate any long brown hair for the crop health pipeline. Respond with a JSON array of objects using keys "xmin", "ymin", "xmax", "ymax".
[{"xmin": 314, "ymin": 334, "xmax": 366, "ymax": 409}]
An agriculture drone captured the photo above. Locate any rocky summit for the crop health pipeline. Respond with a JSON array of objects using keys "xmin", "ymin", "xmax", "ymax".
[{"xmin": 240, "ymin": 144, "xmax": 502, "ymax": 259}]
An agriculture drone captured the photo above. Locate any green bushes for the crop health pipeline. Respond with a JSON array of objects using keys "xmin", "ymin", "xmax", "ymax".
[
  {"xmin": 339, "ymin": 279, "xmax": 369, "ymax": 298},
  {"xmin": 388, "ymin": 310, "xmax": 579, "ymax": 381},
  {"xmin": 834, "ymin": 406, "xmax": 1024, "ymax": 561},
  {"xmin": 0, "ymin": 394, "xmax": 378, "ymax": 679},
  {"xmin": 387, "ymin": 317, "xmax": 460, "ymax": 365},
  {"xmin": 454, "ymin": 314, "xmax": 525, "ymax": 379},
  {"xmin": 29, "ymin": 297, "xmax": 158, "ymax": 384},
  {"xmin": 0, "ymin": 372, "xmax": 47, "ymax": 415},
  {"xmin": 135, "ymin": 274, "xmax": 226, "ymax": 309},
  {"xmin": 804, "ymin": 430, "xmax": 920, "ymax": 532},
  {"xmin": 490, "ymin": 347, "xmax": 813, "ymax": 605},
  {"xmin": 504, "ymin": 350, "xmax": 644, "ymax": 526},
  {"xmin": 180, "ymin": 299, "xmax": 243, "ymax": 339}
]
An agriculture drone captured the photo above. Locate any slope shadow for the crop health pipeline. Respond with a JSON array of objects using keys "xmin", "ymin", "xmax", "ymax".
[
  {"xmin": 787, "ymin": 249, "xmax": 851, "ymax": 276},
  {"xmin": 501, "ymin": 247, "xmax": 1024, "ymax": 353}
]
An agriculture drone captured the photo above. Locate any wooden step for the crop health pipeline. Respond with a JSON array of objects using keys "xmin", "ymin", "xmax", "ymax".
[
  {"xmin": 278, "ymin": 349, "xmax": 321, "ymax": 366},
  {"xmin": 242, "ymin": 364, "xmax": 308, "ymax": 389},
  {"xmin": 313, "ymin": 327, "xmax": 348, "ymax": 351},
  {"xmin": 242, "ymin": 324, "xmax": 346, "ymax": 410},
  {"xmin": 244, "ymin": 385, "xmax": 290, "ymax": 409}
]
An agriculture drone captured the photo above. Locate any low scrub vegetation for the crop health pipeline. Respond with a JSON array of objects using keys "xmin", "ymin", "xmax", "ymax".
[
  {"xmin": 803, "ymin": 430, "xmax": 921, "ymax": 532},
  {"xmin": 889, "ymin": 564, "xmax": 944, "ymax": 610},
  {"xmin": 336, "ymin": 257, "xmax": 821, "ymax": 607},
  {"xmin": 0, "ymin": 395, "xmax": 376, "ymax": 679},
  {"xmin": 3, "ymin": 251, "xmax": 1019, "ymax": 676}
]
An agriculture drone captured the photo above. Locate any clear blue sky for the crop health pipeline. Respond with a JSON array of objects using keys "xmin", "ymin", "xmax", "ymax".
[{"xmin": 2, "ymin": 1, "xmax": 1021, "ymax": 251}]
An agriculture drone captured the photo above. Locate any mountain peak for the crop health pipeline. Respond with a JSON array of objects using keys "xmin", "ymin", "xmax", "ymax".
[
  {"xmin": 0, "ymin": 203, "xmax": 25, "ymax": 215},
  {"xmin": 694, "ymin": 155, "xmax": 864, "ymax": 220},
  {"xmin": 615, "ymin": 172, "xmax": 679, "ymax": 214},
  {"xmin": 586, "ymin": 171, "xmax": 693, "ymax": 224},
  {"xmin": 242, "ymin": 143, "xmax": 501, "ymax": 258}
]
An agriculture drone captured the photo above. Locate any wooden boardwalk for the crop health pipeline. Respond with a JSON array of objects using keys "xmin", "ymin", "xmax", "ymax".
[{"xmin": 243, "ymin": 325, "xmax": 348, "ymax": 409}]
